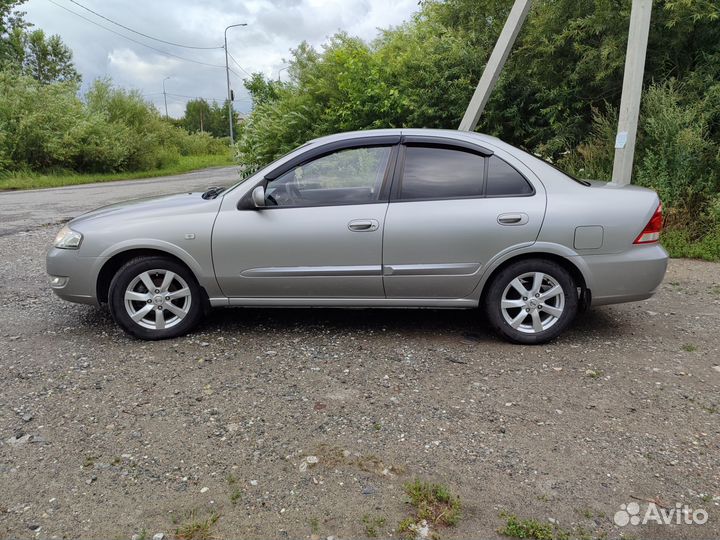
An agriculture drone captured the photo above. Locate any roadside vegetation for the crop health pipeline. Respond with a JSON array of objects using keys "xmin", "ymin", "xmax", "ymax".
[
  {"xmin": 0, "ymin": 153, "xmax": 234, "ymax": 191},
  {"xmin": 0, "ymin": 0, "xmax": 234, "ymax": 189},
  {"xmin": 398, "ymin": 479, "xmax": 461, "ymax": 538},
  {"xmin": 236, "ymin": 0, "xmax": 720, "ymax": 261}
]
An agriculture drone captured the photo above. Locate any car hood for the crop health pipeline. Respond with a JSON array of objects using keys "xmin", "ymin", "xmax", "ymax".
[{"xmin": 69, "ymin": 192, "xmax": 219, "ymax": 228}]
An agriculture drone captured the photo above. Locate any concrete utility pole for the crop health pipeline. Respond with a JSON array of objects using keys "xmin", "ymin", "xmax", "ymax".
[
  {"xmin": 162, "ymin": 76, "xmax": 170, "ymax": 119},
  {"xmin": 611, "ymin": 0, "xmax": 653, "ymax": 185},
  {"xmin": 459, "ymin": 0, "xmax": 531, "ymax": 131},
  {"xmin": 224, "ymin": 23, "xmax": 248, "ymax": 146}
]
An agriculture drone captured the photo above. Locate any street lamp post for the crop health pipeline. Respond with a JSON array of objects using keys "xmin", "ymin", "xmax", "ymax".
[
  {"xmin": 162, "ymin": 76, "xmax": 171, "ymax": 119},
  {"xmin": 277, "ymin": 65, "xmax": 289, "ymax": 82},
  {"xmin": 224, "ymin": 23, "xmax": 247, "ymax": 145}
]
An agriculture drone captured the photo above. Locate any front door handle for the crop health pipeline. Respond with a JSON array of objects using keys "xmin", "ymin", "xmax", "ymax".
[
  {"xmin": 348, "ymin": 219, "xmax": 379, "ymax": 232},
  {"xmin": 497, "ymin": 213, "xmax": 529, "ymax": 226}
]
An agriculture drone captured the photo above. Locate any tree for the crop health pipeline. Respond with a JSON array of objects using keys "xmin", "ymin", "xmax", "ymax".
[
  {"xmin": 0, "ymin": 0, "xmax": 27, "ymax": 67},
  {"xmin": 2, "ymin": 1, "xmax": 79, "ymax": 84},
  {"xmin": 182, "ymin": 98, "xmax": 211, "ymax": 133},
  {"xmin": 16, "ymin": 29, "xmax": 79, "ymax": 83}
]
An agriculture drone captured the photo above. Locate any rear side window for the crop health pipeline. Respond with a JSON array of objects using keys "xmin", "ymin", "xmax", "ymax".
[
  {"xmin": 400, "ymin": 146, "xmax": 484, "ymax": 200},
  {"xmin": 486, "ymin": 156, "xmax": 533, "ymax": 196}
]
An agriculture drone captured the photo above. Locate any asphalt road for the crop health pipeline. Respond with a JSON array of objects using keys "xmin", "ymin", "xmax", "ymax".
[{"xmin": 0, "ymin": 166, "xmax": 240, "ymax": 236}]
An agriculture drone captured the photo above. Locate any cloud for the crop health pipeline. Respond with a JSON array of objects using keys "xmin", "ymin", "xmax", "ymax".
[{"xmin": 22, "ymin": 0, "xmax": 420, "ymax": 117}]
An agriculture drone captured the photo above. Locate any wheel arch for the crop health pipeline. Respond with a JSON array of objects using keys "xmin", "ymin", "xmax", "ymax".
[
  {"xmin": 476, "ymin": 247, "xmax": 590, "ymax": 308},
  {"xmin": 96, "ymin": 247, "xmax": 206, "ymax": 304}
]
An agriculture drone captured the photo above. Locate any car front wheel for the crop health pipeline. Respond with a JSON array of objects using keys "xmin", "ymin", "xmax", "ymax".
[
  {"xmin": 108, "ymin": 256, "xmax": 204, "ymax": 340},
  {"xmin": 484, "ymin": 258, "xmax": 578, "ymax": 344}
]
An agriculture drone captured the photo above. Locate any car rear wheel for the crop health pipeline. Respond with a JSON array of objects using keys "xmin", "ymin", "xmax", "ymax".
[
  {"xmin": 484, "ymin": 258, "xmax": 578, "ymax": 344},
  {"xmin": 108, "ymin": 256, "xmax": 204, "ymax": 340}
]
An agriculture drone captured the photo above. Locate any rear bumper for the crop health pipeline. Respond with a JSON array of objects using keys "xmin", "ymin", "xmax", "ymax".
[
  {"xmin": 46, "ymin": 247, "xmax": 103, "ymax": 306},
  {"xmin": 581, "ymin": 244, "xmax": 668, "ymax": 306}
]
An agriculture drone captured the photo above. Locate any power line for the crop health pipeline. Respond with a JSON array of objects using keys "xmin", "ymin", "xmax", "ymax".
[
  {"xmin": 142, "ymin": 92, "xmax": 251, "ymax": 102},
  {"xmin": 168, "ymin": 92, "xmax": 251, "ymax": 102},
  {"xmin": 227, "ymin": 50, "xmax": 252, "ymax": 78},
  {"xmin": 47, "ymin": 0, "xmax": 233, "ymax": 71},
  {"xmin": 67, "ymin": 0, "xmax": 223, "ymax": 50}
]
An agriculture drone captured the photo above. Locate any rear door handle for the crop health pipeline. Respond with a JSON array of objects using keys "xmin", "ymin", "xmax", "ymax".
[
  {"xmin": 348, "ymin": 219, "xmax": 379, "ymax": 232},
  {"xmin": 497, "ymin": 213, "xmax": 529, "ymax": 226}
]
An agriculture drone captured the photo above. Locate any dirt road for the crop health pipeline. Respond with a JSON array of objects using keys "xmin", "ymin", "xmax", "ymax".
[{"xmin": 0, "ymin": 171, "xmax": 718, "ymax": 539}]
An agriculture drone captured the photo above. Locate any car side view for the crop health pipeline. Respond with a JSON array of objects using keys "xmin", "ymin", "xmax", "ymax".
[{"xmin": 47, "ymin": 129, "xmax": 668, "ymax": 344}]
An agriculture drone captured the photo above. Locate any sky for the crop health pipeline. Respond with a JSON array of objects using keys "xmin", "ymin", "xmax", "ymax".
[{"xmin": 23, "ymin": 0, "xmax": 421, "ymax": 118}]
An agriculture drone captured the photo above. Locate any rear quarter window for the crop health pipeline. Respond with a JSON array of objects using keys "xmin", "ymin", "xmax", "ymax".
[{"xmin": 486, "ymin": 156, "xmax": 534, "ymax": 197}]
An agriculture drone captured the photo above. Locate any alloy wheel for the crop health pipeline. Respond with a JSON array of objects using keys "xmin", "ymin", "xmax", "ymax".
[
  {"xmin": 124, "ymin": 269, "xmax": 192, "ymax": 330},
  {"xmin": 500, "ymin": 271, "xmax": 565, "ymax": 334}
]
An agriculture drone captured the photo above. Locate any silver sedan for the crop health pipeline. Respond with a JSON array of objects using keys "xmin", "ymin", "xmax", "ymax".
[{"xmin": 47, "ymin": 129, "xmax": 668, "ymax": 344}]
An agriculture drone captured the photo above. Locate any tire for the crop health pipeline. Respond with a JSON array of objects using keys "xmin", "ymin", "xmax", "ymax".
[
  {"xmin": 484, "ymin": 258, "xmax": 578, "ymax": 345},
  {"xmin": 108, "ymin": 256, "xmax": 205, "ymax": 340}
]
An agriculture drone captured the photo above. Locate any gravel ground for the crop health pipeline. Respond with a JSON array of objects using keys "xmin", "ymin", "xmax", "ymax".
[{"xmin": 1, "ymin": 223, "xmax": 719, "ymax": 540}]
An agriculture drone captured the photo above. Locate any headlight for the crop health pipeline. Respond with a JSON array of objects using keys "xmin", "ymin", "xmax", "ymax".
[{"xmin": 53, "ymin": 225, "xmax": 83, "ymax": 249}]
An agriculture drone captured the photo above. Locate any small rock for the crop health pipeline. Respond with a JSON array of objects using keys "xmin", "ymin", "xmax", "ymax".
[
  {"xmin": 153, "ymin": 534, "xmax": 165, "ymax": 540},
  {"xmin": 85, "ymin": 475, "xmax": 97, "ymax": 485},
  {"xmin": 21, "ymin": 413, "xmax": 33, "ymax": 422},
  {"xmin": 200, "ymin": 487, "xmax": 209, "ymax": 493},
  {"xmin": 6, "ymin": 434, "xmax": 31, "ymax": 446},
  {"xmin": 713, "ymin": 366, "xmax": 720, "ymax": 373},
  {"xmin": 306, "ymin": 455, "xmax": 319, "ymax": 464},
  {"xmin": 199, "ymin": 342, "xmax": 210, "ymax": 347},
  {"xmin": 548, "ymin": 517, "xmax": 557, "ymax": 524},
  {"xmin": 28, "ymin": 524, "xmax": 40, "ymax": 531},
  {"xmin": 250, "ymin": 479, "xmax": 258, "ymax": 486},
  {"xmin": 362, "ymin": 485, "xmax": 376, "ymax": 495},
  {"xmin": 265, "ymin": 350, "xmax": 277, "ymax": 356}
]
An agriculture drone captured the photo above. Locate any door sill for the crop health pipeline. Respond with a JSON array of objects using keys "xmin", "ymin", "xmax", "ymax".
[{"xmin": 209, "ymin": 297, "xmax": 477, "ymax": 308}]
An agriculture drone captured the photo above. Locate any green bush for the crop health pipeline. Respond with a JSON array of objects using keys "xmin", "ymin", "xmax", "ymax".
[{"xmin": 0, "ymin": 71, "xmax": 228, "ymax": 174}]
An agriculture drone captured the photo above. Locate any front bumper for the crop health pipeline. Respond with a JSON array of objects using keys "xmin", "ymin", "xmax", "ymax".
[
  {"xmin": 46, "ymin": 247, "xmax": 104, "ymax": 306},
  {"xmin": 582, "ymin": 244, "xmax": 669, "ymax": 306}
]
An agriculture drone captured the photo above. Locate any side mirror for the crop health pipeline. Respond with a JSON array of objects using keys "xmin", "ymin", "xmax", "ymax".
[{"xmin": 251, "ymin": 185, "xmax": 266, "ymax": 208}]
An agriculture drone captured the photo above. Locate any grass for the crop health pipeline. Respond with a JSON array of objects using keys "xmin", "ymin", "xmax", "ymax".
[
  {"xmin": 682, "ymin": 343, "xmax": 698, "ymax": 352},
  {"xmin": 662, "ymin": 228, "xmax": 720, "ymax": 262},
  {"xmin": 174, "ymin": 511, "xmax": 219, "ymax": 540},
  {"xmin": 499, "ymin": 513, "xmax": 607, "ymax": 540},
  {"xmin": 362, "ymin": 514, "xmax": 386, "ymax": 538},
  {"xmin": 0, "ymin": 153, "xmax": 235, "ymax": 191},
  {"xmin": 398, "ymin": 479, "xmax": 461, "ymax": 538},
  {"xmin": 229, "ymin": 488, "xmax": 242, "ymax": 505}
]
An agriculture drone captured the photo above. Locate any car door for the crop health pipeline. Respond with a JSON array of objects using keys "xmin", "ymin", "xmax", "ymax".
[
  {"xmin": 382, "ymin": 138, "xmax": 546, "ymax": 299},
  {"xmin": 212, "ymin": 140, "xmax": 398, "ymax": 299}
]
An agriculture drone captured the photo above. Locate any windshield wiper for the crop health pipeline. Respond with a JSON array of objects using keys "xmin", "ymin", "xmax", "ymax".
[{"xmin": 201, "ymin": 186, "xmax": 226, "ymax": 200}]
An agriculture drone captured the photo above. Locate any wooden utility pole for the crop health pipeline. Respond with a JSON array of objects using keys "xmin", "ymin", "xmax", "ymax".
[
  {"xmin": 611, "ymin": 0, "xmax": 653, "ymax": 185},
  {"xmin": 459, "ymin": 0, "xmax": 532, "ymax": 131}
]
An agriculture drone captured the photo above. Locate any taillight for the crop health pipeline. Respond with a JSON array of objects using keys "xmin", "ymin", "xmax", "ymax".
[{"xmin": 633, "ymin": 203, "xmax": 663, "ymax": 244}]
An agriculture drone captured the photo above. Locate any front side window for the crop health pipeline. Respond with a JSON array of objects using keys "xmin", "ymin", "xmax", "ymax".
[
  {"xmin": 399, "ymin": 146, "xmax": 484, "ymax": 200},
  {"xmin": 265, "ymin": 146, "xmax": 392, "ymax": 207}
]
